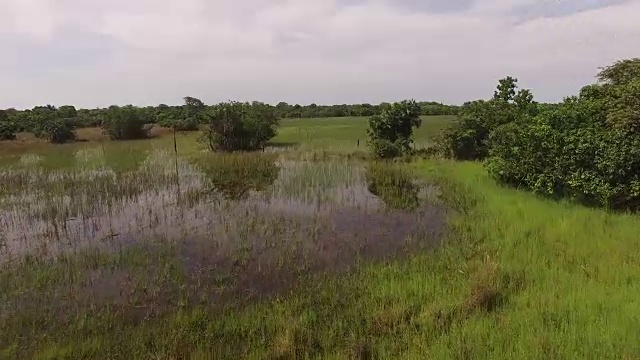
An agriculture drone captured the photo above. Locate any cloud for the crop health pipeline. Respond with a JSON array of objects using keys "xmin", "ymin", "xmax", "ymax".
[{"xmin": 1, "ymin": 0, "xmax": 639, "ymax": 109}]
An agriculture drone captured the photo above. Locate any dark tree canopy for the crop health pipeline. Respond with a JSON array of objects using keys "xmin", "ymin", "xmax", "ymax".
[
  {"xmin": 101, "ymin": 105, "xmax": 148, "ymax": 140},
  {"xmin": 201, "ymin": 101, "xmax": 279, "ymax": 152}
]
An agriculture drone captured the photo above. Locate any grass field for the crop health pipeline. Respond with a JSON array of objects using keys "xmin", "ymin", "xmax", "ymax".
[{"xmin": 1, "ymin": 115, "xmax": 639, "ymax": 359}]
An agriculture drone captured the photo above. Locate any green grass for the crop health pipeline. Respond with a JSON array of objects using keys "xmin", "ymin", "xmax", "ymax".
[
  {"xmin": 1, "ymin": 115, "xmax": 639, "ymax": 359},
  {"xmin": 275, "ymin": 115, "xmax": 454, "ymax": 151}
]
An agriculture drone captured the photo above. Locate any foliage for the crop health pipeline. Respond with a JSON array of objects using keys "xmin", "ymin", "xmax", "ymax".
[
  {"xmin": 597, "ymin": 58, "xmax": 640, "ymax": 86},
  {"xmin": 0, "ymin": 110, "xmax": 17, "ymax": 140},
  {"xmin": 182, "ymin": 96, "xmax": 206, "ymax": 128},
  {"xmin": 367, "ymin": 100, "xmax": 422, "ymax": 159},
  {"xmin": 101, "ymin": 105, "xmax": 148, "ymax": 140},
  {"xmin": 486, "ymin": 58, "xmax": 640, "ymax": 211},
  {"xmin": 367, "ymin": 139, "xmax": 404, "ymax": 159},
  {"xmin": 2, "ymin": 99, "xmax": 458, "ymax": 136},
  {"xmin": 437, "ymin": 77, "xmax": 538, "ymax": 160},
  {"xmin": 201, "ymin": 101, "xmax": 280, "ymax": 152},
  {"xmin": 38, "ymin": 118, "xmax": 76, "ymax": 144}
]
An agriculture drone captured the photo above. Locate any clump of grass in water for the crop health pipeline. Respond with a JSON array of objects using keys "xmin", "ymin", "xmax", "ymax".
[
  {"xmin": 191, "ymin": 153, "xmax": 280, "ymax": 200},
  {"xmin": 365, "ymin": 162, "xmax": 421, "ymax": 210}
]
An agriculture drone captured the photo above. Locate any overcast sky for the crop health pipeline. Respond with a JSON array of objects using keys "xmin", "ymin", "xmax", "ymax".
[{"xmin": 1, "ymin": 0, "xmax": 639, "ymax": 109}]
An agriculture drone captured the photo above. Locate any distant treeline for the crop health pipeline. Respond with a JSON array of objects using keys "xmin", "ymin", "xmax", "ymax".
[{"xmin": 0, "ymin": 100, "xmax": 460, "ymax": 133}]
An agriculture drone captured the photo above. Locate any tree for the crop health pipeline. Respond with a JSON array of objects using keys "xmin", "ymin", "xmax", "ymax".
[
  {"xmin": 0, "ymin": 110, "xmax": 17, "ymax": 140},
  {"xmin": 40, "ymin": 118, "xmax": 76, "ymax": 143},
  {"xmin": 102, "ymin": 105, "xmax": 148, "ymax": 140},
  {"xmin": 367, "ymin": 100, "xmax": 422, "ymax": 159},
  {"xmin": 201, "ymin": 101, "xmax": 280, "ymax": 152},
  {"xmin": 437, "ymin": 77, "xmax": 537, "ymax": 160},
  {"xmin": 486, "ymin": 58, "xmax": 640, "ymax": 211},
  {"xmin": 183, "ymin": 96, "xmax": 205, "ymax": 109},
  {"xmin": 57, "ymin": 105, "xmax": 77, "ymax": 119},
  {"xmin": 597, "ymin": 58, "xmax": 640, "ymax": 86}
]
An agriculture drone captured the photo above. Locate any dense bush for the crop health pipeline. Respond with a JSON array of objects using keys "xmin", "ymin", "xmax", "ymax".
[
  {"xmin": 101, "ymin": 105, "xmax": 148, "ymax": 140},
  {"xmin": 201, "ymin": 101, "xmax": 279, "ymax": 152},
  {"xmin": 158, "ymin": 116, "xmax": 199, "ymax": 132},
  {"xmin": 0, "ymin": 110, "xmax": 17, "ymax": 140},
  {"xmin": 367, "ymin": 100, "xmax": 422, "ymax": 159},
  {"xmin": 437, "ymin": 77, "xmax": 538, "ymax": 160},
  {"xmin": 486, "ymin": 58, "xmax": 640, "ymax": 211},
  {"xmin": 36, "ymin": 118, "xmax": 76, "ymax": 144}
]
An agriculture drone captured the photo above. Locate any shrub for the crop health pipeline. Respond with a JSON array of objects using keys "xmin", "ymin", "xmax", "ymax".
[
  {"xmin": 37, "ymin": 118, "xmax": 76, "ymax": 144},
  {"xmin": 367, "ymin": 100, "xmax": 422, "ymax": 159},
  {"xmin": 437, "ymin": 77, "xmax": 537, "ymax": 160},
  {"xmin": 102, "ymin": 105, "xmax": 148, "ymax": 140},
  {"xmin": 201, "ymin": 101, "xmax": 279, "ymax": 152},
  {"xmin": 486, "ymin": 58, "xmax": 640, "ymax": 211},
  {"xmin": 171, "ymin": 117, "xmax": 199, "ymax": 132},
  {"xmin": 368, "ymin": 139, "xmax": 404, "ymax": 159},
  {"xmin": 0, "ymin": 110, "xmax": 17, "ymax": 140},
  {"xmin": 0, "ymin": 122, "xmax": 17, "ymax": 140}
]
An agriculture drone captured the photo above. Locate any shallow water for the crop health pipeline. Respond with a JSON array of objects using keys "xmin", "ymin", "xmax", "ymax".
[{"xmin": 0, "ymin": 150, "xmax": 443, "ymax": 263}]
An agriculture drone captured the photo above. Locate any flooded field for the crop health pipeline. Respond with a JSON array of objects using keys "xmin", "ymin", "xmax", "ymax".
[{"xmin": 0, "ymin": 147, "xmax": 447, "ymax": 340}]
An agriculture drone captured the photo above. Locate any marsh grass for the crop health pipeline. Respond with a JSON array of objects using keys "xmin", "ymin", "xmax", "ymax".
[{"xmin": 0, "ymin": 143, "xmax": 447, "ymax": 358}]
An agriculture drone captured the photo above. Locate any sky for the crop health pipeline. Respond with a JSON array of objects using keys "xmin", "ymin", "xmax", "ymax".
[{"xmin": 1, "ymin": 0, "xmax": 639, "ymax": 109}]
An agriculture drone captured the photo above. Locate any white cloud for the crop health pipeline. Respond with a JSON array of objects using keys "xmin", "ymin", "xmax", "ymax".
[{"xmin": 1, "ymin": 0, "xmax": 639, "ymax": 109}]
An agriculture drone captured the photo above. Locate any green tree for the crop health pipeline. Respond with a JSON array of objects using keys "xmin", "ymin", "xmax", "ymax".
[
  {"xmin": 367, "ymin": 100, "xmax": 422, "ymax": 159},
  {"xmin": 597, "ymin": 58, "xmax": 640, "ymax": 86},
  {"xmin": 0, "ymin": 110, "xmax": 17, "ymax": 140},
  {"xmin": 40, "ymin": 118, "xmax": 76, "ymax": 144},
  {"xmin": 102, "ymin": 105, "xmax": 148, "ymax": 140},
  {"xmin": 437, "ymin": 77, "xmax": 537, "ymax": 160},
  {"xmin": 486, "ymin": 58, "xmax": 640, "ymax": 211},
  {"xmin": 201, "ymin": 101, "xmax": 279, "ymax": 152}
]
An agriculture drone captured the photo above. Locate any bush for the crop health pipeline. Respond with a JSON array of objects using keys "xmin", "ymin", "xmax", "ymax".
[
  {"xmin": 0, "ymin": 122, "xmax": 17, "ymax": 140},
  {"xmin": 37, "ymin": 118, "xmax": 76, "ymax": 144},
  {"xmin": 201, "ymin": 101, "xmax": 279, "ymax": 152},
  {"xmin": 102, "ymin": 105, "xmax": 148, "ymax": 140},
  {"xmin": 367, "ymin": 100, "xmax": 422, "ymax": 159},
  {"xmin": 368, "ymin": 139, "xmax": 404, "ymax": 159},
  {"xmin": 172, "ymin": 117, "xmax": 200, "ymax": 132},
  {"xmin": 437, "ymin": 77, "xmax": 537, "ymax": 160},
  {"xmin": 486, "ymin": 59, "xmax": 640, "ymax": 211},
  {"xmin": 0, "ymin": 110, "xmax": 17, "ymax": 140}
]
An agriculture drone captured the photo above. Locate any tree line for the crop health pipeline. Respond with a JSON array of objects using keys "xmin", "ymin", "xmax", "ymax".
[
  {"xmin": 0, "ymin": 99, "xmax": 460, "ymax": 142},
  {"xmin": 4, "ymin": 58, "xmax": 638, "ymax": 214},
  {"xmin": 361, "ymin": 58, "xmax": 640, "ymax": 212},
  {"xmin": 435, "ymin": 57, "xmax": 640, "ymax": 211}
]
